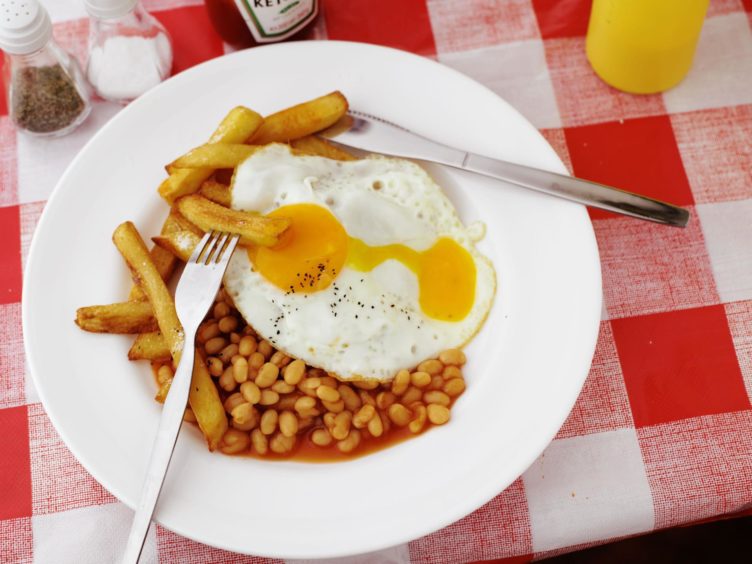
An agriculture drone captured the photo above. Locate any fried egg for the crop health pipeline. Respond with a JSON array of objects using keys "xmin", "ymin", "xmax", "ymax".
[{"xmin": 223, "ymin": 144, "xmax": 495, "ymax": 381}]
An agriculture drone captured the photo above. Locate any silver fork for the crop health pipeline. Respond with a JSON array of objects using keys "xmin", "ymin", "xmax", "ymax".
[{"xmin": 122, "ymin": 230, "xmax": 240, "ymax": 564}]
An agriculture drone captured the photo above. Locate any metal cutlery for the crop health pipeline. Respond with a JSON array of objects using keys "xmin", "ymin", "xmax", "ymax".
[
  {"xmin": 321, "ymin": 111, "xmax": 689, "ymax": 227},
  {"xmin": 122, "ymin": 230, "xmax": 240, "ymax": 564}
]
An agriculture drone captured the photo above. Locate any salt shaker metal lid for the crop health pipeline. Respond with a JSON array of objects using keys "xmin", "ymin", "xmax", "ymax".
[
  {"xmin": 84, "ymin": 0, "xmax": 138, "ymax": 19},
  {"xmin": 0, "ymin": 0, "xmax": 52, "ymax": 54}
]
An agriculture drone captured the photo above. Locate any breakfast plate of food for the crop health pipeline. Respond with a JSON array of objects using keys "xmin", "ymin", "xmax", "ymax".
[{"xmin": 23, "ymin": 41, "xmax": 601, "ymax": 558}]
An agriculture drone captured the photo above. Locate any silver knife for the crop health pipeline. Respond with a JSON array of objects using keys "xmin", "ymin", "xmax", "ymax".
[{"xmin": 321, "ymin": 111, "xmax": 689, "ymax": 227}]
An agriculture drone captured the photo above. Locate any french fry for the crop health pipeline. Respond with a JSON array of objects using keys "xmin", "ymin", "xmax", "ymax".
[
  {"xmin": 152, "ymin": 230, "xmax": 201, "ymax": 262},
  {"xmin": 84, "ymin": 212, "xmax": 183, "ymax": 354},
  {"xmin": 113, "ymin": 221, "xmax": 184, "ymax": 363},
  {"xmin": 208, "ymin": 107, "xmax": 262, "ymax": 142},
  {"xmin": 153, "ymin": 351, "xmax": 228, "ymax": 448},
  {"xmin": 128, "ymin": 331, "xmax": 171, "ymax": 361},
  {"xmin": 190, "ymin": 350, "xmax": 228, "ymax": 451},
  {"xmin": 175, "ymin": 194, "xmax": 290, "ymax": 247},
  {"xmin": 129, "ymin": 246, "xmax": 175, "ymax": 301},
  {"xmin": 155, "ymin": 375, "xmax": 171, "ymax": 403},
  {"xmin": 159, "ymin": 106, "xmax": 264, "ymax": 204},
  {"xmin": 291, "ymin": 135, "xmax": 357, "ymax": 161},
  {"xmin": 128, "ymin": 211, "xmax": 189, "ymax": 300},
  {"xmin": 251, "ymin": 91, "xmax": 349, "ymax": 144},
  {"xmin": 318, "ymin": 113, "xmax": 354, "ymax": 139},
  {"xmin": 75, "ymin": 301, "xmax": 156, "ymax": 334},
  {"xmin": 167, "ymin": 209, "xmax": 203, "ymax": 235},
  {"xmin": 198, "ymin": 180, "xmax": 232, "ymax": 207},
  {"xmin": 170, "ymin": 143, "xmax": 260, "ymax": 170}
]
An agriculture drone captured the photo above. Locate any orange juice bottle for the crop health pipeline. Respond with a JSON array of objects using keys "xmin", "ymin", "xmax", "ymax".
[{"xmin": 586, "ymin": 0, "xmax": 709, "ymax": 94}]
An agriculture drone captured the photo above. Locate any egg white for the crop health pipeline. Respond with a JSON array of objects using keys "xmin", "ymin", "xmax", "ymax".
[{"xmin": 224, "ymin": 144, "xmax": 495, "ymax": 381}]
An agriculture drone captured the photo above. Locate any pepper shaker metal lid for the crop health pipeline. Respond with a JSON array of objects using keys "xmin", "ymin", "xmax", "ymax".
[
  {"xmin": 84, "ymin": 0, "xmax": 138, "ymax": 19},
  {"xmin": 0, "ymin": 0, "xmax": 52, "ymax": 54}
]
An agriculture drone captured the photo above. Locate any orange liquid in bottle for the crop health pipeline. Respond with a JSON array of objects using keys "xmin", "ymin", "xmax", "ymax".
[{"xmin": 586, "ymin": 0, "xmax": 709, "ymax": 94}]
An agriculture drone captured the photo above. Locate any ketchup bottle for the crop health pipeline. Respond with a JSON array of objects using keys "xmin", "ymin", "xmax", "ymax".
[{"xmin": 204, "ymin": 0, "xmax": 319, "ymax": 49}]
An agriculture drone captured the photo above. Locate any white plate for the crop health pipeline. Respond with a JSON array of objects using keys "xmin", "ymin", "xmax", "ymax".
[{"xmin": 23, "ymin": 41, "xmax": 601, "ymax": 559}]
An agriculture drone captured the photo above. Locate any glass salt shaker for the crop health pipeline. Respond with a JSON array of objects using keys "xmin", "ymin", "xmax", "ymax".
[
  {"xmin": 84, "ymin": 0, "xmax": 173, "ymax": 104},
  {"xmin": 0, "ymin": 0, "xmax": 91, "ymax": 136}
]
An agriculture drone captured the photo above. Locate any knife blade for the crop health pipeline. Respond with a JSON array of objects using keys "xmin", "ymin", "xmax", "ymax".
[{"xmin": 320, "ymin": 111, "xmax": 689, "ymax": 227}]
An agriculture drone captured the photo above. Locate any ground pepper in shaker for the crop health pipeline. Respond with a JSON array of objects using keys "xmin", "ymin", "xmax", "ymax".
[
  {"xmin": 84, "ymin": 0, "xmax": 173, "ymax": 104},
  {"xmin": 0, "ymin": 0, "xmax": 91, "ymax": 136}
]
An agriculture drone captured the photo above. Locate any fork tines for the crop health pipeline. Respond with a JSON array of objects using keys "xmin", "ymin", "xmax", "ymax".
[{"xmin": 193, "ymin": 231, "xmax": 239, "ymax": 265}]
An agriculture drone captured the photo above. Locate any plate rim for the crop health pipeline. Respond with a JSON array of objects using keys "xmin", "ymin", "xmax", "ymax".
[{"xmin": 22, "ymin": 39, "xmax": 602, "ymax": 558}]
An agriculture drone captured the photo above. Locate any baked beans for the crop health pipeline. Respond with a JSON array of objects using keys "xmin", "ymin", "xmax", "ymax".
[{"xmin": 181, "ymin": 292, "xmax": 469, "ymax": 459}]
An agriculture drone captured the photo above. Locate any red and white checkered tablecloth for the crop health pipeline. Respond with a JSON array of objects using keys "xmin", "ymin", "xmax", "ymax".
[{"xmin": 2, "ymin": 0, "xmax": 752, "ymax": 562}]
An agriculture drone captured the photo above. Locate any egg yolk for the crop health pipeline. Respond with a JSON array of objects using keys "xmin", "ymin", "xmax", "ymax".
[
  {"xmin": 248, "ymin": 203, "xmax": 476, "ymax": 321},
  {"xmin": 347, "ymin": 237, "xmax": 476, "ymax": 321},
  {"xmin": 247, "ymin": 204, "xmax": 348, "ymax": 294}
]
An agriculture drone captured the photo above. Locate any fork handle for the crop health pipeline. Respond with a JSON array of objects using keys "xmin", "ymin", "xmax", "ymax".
[
  {"xmin": 122, "ymin": 345, "xmax": 196, "ymax": 564},
  {"xmin": 462, "ymin": 153, "xmax": 689, "ymax": 227}
]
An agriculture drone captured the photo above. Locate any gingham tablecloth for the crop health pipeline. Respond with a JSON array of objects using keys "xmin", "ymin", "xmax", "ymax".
[{"xmin": 3, "ymin": 1, "xmax": 752, "ymax": 562}]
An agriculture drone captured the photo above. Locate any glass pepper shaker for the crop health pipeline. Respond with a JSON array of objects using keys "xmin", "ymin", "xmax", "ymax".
[
  {"xmin": 84, "ymin": 0, "xmax": 173, "ymax": 104},
  {"xmin": 0, "ymin": 0, "xmax": 91, "ymax": 136}
]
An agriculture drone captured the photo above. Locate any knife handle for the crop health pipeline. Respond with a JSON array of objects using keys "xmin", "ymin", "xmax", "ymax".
[{"xmin": 462, "ymin": 153, "xmax": 689, "ymax": 227}]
